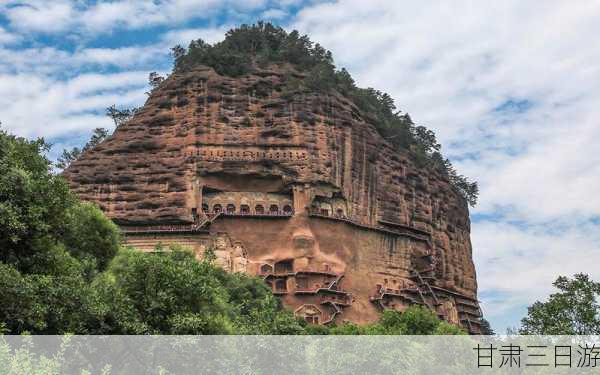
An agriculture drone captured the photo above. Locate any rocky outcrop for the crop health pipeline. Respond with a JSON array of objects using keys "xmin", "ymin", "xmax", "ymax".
[{"xmin": 64, "ymin": 64, "xmax": 481, "ymax": 332}]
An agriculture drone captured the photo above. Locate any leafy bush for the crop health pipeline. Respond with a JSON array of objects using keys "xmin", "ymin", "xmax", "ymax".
[
  {"xmin": 173, "ymin": 22, "xmax": 333, "ymax": 77},
  {"xmin": 328, "ymin": 306, "xmax": 465, "ymax": 335},
  {"xmin": 61, "ymin": 203, "xmax": 120, "ymax": 271}
]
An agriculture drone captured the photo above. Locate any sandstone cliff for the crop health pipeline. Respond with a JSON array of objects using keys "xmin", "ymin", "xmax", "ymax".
[{"xmin": 64, "ymin": 57, "xmax": 479, "ymax": 331}]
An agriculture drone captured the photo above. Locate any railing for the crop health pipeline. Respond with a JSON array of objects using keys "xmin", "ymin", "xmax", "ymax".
[
  {"xmin": 217, "ymin": 210, "xmax": 294, "ymax": 217},
  {"xmin": 261, "ymin": 268, "xmax": 338, "ymax": 278},
  {"xmin": 455, "ymin": 298, "xmax": 480, "ymax": 308},
  {"xmin": 294, "ymin": 274, "xmax": 346, "ymax": 295},
  {"xmin": 319, "ymin": 294, "xmax": 351, "ymax": 306},
  {"xmin": 194, "ymin": 212, "xmax": 222, "ymax": 230},
  {"xmin": 121, "ymin": 224, "xmax": 204, "ymax": 234},
  {"xmin": 308, "ymin": 209, "xmax": 432, "ymax": 244},
  {"xmin": 370, "ymin": 281, "xmax": 483, "ymax": 334},
  {"xmin": 457, "ymin": 305, "xmax": 481, "ymax": 317},
  {"xmin": 369, "ymin": 285, "xmax": 422, "ymax": 308},
  {"xmin": 295, "ymin": 269, "xmax": 338, "ymax": 277},
  {"xmin": 430, "ymin": 285, "xmax": 480, "ymax": 303},
  {"xmin": 411, "ymin": 270, "xmax": 440, "ymax": 306},
  {"xmin": 295, "ymin": 287, "xmax": 349, "ymax": 295},
  {"xmin": 378, "ymin": 219, "xmax": 432, "ymax": 237},
  {"xmin": 460, "ymin": 317, "xmax": 482, "ymax": 334}
]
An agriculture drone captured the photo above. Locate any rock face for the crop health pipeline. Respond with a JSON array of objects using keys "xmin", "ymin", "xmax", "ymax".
[{"xmin": 64, "ymin": 64, "xmax": 481, "ymax": 332}]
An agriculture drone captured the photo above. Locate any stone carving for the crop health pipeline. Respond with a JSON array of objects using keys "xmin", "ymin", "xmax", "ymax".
[
  {"xmin": 209, "ymin": 233, "xmax": 248, "ymax": 273},
  {"xmin": 231, "ymin": 241, "xmax": 247, "ymax": 273},
  {"xmin": 439, "ymin": 300, "xmax": 459, "ymax": 325},
  {"xmin": 190, "ymin": 146, "xmax": 310, "ymax": 162}
]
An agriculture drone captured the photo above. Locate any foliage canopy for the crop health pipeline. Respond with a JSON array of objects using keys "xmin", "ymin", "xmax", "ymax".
[{"xmin": 519, "ymin": 273, "xmax": 600, "ymax": 335}]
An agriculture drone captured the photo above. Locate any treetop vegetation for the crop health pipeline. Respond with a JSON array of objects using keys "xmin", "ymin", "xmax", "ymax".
[
  {"xmin": 519, "ymin": 273, "xmax": 600, "ymax": 335},
  {"xmin": 56, "ymin": 127, "xmax": 110, "ymax": 170},
  {"xmin": 106, "ymin": 105, "xmax": 138, "ymax": 129},
  {"xmin": 170, "ymin": 22, "xmax": 478, "ymax": 206}
]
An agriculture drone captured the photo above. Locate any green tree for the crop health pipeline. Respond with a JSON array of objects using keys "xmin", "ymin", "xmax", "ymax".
[
  {"xmin": 106, "ymin": 105, "xmax": 138, "ymax": 128},
  {"xmin": 217, "ymin": 270, "xmax": 304, "ymax": 334},
  {"xmin": 91, "ymin": 247, "xmax": 230, "ymax": 334},
  {"xmin": 520, "ymin": 273, "xmax": 600, "ymax": 335},
  {"xmin": 329, "ymin": 306, "xmax": 465, "ymax": 335},
  {"xmin": 480, "ymin": 318, "xmax": 495, "ymax": 335},
  {"xmin": 61, "ymin": 203, "xmax": 120, "ymax": 272},
  {"xmin": 93, "ymin": 246, "xmax": 304, "ymax": 334},
  {"xmin": 55, "ymin": 147, "xmax": 82, "ymax": 170},
  {"xmin": 0, "ymin": 129, "xmax": 120, "ymax": 334},
  {"xmin": 170, "ymin": 44, "xmax": 186, "ymax": 66},
  {"xmin": 86, "ymin": 128, "xmax": 109, "ymax": 148},
  {"xmin": 0, "ymin": 131, "xmax": 74, "ymax": 273},
  {"xmin": 0, "ymin": 262, "xmax": 44, "ymax": 333},
  {"xmin": 56, "ymin": 127, "xmax": 109, "ymax": 169},
  {"xmin": 148, "ymin": 72, "xmax": 165, "ymax": 91}
]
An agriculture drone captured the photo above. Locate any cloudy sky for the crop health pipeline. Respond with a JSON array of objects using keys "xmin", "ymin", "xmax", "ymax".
[{"xmin": 1, "ymin": 0, "xmax": 599, "ymax": 332}]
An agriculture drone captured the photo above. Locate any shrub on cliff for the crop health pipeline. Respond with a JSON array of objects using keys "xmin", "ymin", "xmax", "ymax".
[
  {"xmin": 172, "ymin": 22, "xmax": 332, "ymax": 77},
  {"xmin": 56, "ymin": 127, "xmax": 109, "ymax": 170}
]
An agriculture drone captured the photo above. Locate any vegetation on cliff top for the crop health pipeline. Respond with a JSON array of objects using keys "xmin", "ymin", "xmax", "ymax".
[
  {"xmin": 0, "ymin": 128, "xmax": 464, "ymax": 335},
  {"xmin": 171, "ymin": 22, "xmax": 478, "ymax": 206}
]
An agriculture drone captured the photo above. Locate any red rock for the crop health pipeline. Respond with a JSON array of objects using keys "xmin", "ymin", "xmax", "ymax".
[{"xmin": 64, "ymin": 64, "xmax": 481, "ymax": 333}]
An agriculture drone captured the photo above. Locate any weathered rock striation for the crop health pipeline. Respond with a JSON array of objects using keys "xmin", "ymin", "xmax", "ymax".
[{"xmin": 64, "ymin": 63, "xmax": 481, "ymax": 332}]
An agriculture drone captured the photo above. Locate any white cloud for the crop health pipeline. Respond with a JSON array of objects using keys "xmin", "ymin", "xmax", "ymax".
[
  {"xmin": 0, "ymin": 26, "xmax": 20, "ymax": 45},
  {"xmin": 261, "ymin": 8, "xmax": 288, "ymax": 20},
  {"xmin": 0, "ymin": 0, "xmax": 291, "ymax": 35},
  {"xmin": 0, "ymin": 71, "xmax": 148, "ymax": 139},
  {"xmin": 79, "ymin": 1, "xmax": 223, "ymax": 33},
  {"xmin": 473, "ymin": 220, "xmax": 600, "ymax": 325},
  {"xmin": 161, "ymin": 26, "xmax": 230, "ymax": 47},
  {"xmin": 4, "ymin": 1, "xmax": 75, "ymax": 33},
  {"xmin": 0, "ymin": 46, "xmax": 65, "ymax": 74},
  {"xmin": 0, "ymin": 24, "xmax": 206, "ymax": 142},
  {"xmin": 0, "ymin": 44, "xmax": 170, "ymax": 76},
  {"xmin": 72, "ymin": 46, "xmax": 169, "ymax": 68}
]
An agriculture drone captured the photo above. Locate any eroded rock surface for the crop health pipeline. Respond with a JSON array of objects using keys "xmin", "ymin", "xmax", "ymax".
[{"xmin": 64, "ymin": 64, "xmax": 481, "ymax": 332}]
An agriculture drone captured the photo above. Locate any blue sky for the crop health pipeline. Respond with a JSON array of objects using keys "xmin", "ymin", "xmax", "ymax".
[{"xmin": 2, "ymin": 0, "xmax": 599, "ymax": 333}]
